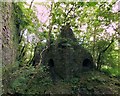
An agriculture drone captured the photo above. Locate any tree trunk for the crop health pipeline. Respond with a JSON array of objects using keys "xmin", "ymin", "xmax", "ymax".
[{"xmin": 97, "ymin": 39, "xmax": 114, "ymax": 70}]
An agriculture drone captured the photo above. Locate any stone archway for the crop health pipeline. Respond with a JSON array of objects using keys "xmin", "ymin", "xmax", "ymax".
[
  {"xmin": 48, "ymin": 59, "xmax": 54, "ymax": 68},
  {"xmin": 82, "ymin": 58, "xmax": 92, "ymax": 68}
]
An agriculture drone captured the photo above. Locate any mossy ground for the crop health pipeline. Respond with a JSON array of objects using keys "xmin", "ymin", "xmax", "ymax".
[
  {"xmin": 3, "ymin": 65, "xmax": 120, "ymax": 95},
  {"xmin": 43, "ymin": 70, "xmax": 119, "ymax": 95}
]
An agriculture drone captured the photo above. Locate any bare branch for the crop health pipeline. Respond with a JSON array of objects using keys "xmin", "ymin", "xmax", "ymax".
[{"xmin": 29, "ymin": 0, "xmax": 34, "ymax": 9}]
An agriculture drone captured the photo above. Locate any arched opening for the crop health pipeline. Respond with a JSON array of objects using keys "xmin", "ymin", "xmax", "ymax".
[
  {"xmin": 48, "ymin": 59, "xmax": 57, "ymax": 82},
  {"xmin": 82, "ymin": 58, "xmax": 91, "ymax": 68},
  {"xmin": 48, "ymin": 59, "xmax": 54, "ymax": 68}
]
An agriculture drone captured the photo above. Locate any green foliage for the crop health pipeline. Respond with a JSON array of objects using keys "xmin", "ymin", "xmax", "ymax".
[
  {"xmin": 13, "ymin": 2, "xmax": 42, "ymax": 66},
  {"xmin": 101, "ymin": 66, "xmax": 120, "ymax": 77},
  {"xmin": 3, "ymin": 1, "xmax": 119, "ymax": 94},
  {"xmin": 13, "ymin": 2, "xmax": 40, "ymax": 32},
  {"xmin": 67, "ymin": 78, "xmax": 80, "ymax": 94},
  {"xmin": 3, "ymin": 63, "xmax": 52, "ymax": 94}
]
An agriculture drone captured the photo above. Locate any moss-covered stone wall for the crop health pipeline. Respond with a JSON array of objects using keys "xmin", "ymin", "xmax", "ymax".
[
  {"xmin": 0, "ymin": 2, "xmax": 2, "ymax": 96},
  {"xmin": 0, "ymin": 2, "xmax": 18, "ymax": 94},
  {"xmin": 1, "ymin": 2, "xmax": 18, "ymax": 66}
]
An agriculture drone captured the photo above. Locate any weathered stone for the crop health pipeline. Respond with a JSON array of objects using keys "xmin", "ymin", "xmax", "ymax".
[
  {"xmin": 42, "ymin": 25, "xmax": 95, "ymax": 80},
  {"xmin": 1, "ymin": 2, "xmax": 18, "ymax": 94},
  {"xmin": 1, "ymin": 2, "xmax": 18, "ymax": 65}
]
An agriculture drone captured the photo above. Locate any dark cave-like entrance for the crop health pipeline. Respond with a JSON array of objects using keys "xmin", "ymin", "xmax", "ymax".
[
  {"xmin": 48, "ymin": 59, "xmax": 57, "ymax": 82},
  {"xmin": 82, "ymin": 58, "xmax": 92, "ymax": 68},
  {"xmin": 48, "ymin": 59, "xmax": 54, "ymax": 68}
]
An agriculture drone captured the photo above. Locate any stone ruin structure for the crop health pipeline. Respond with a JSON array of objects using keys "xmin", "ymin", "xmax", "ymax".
[{"xmin": 42, "ymin": 24, "xmax": 95, "ymax": 80}]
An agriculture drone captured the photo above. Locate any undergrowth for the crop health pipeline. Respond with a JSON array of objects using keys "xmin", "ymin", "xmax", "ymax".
[{"xmin": 2, "ymin": 62, "xmax": 120, "ymax": 95}]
